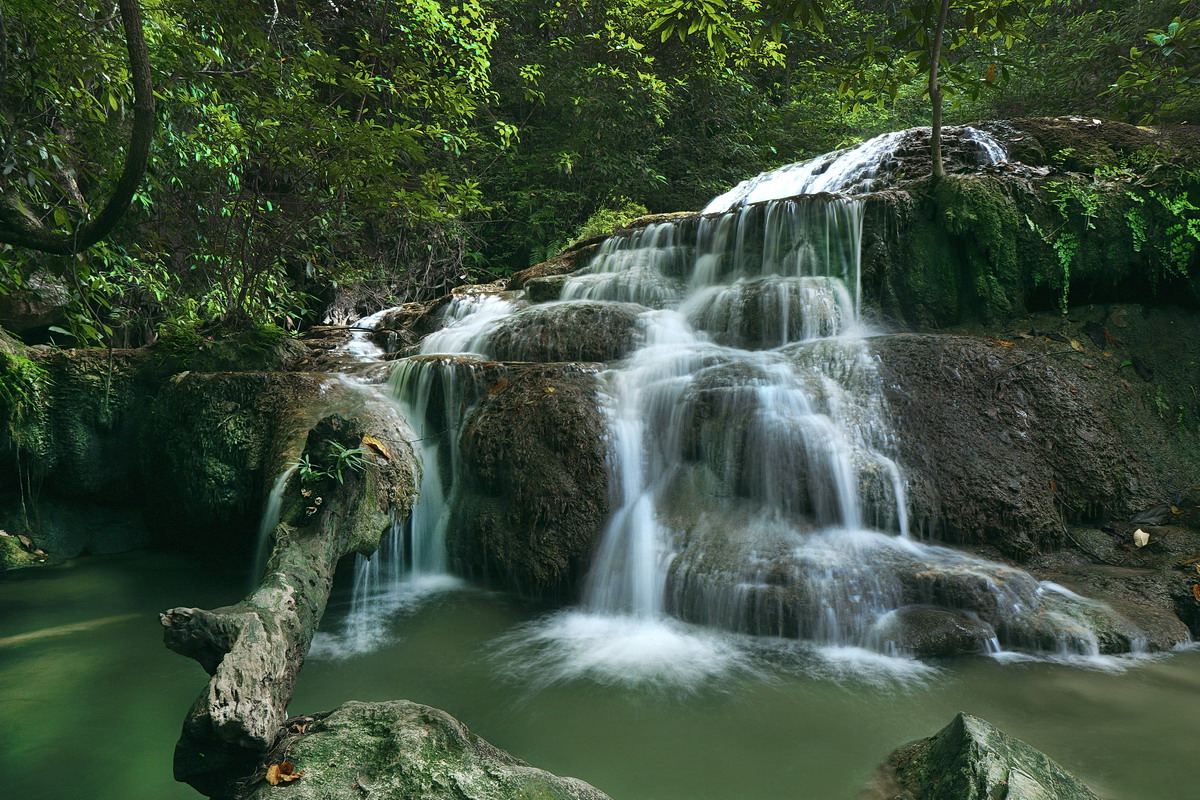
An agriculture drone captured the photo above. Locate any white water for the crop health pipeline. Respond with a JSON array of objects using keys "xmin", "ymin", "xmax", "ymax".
[
  {"xmin": 703, "ymin": 125, "xmax": 1006, "ymax": 213},
  {"xmin": 249, "ymin": 464, "xmax": 297, "ymax": 588}
]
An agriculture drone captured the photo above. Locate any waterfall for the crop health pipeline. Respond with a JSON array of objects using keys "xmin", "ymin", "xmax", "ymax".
[
  {"xmin": 249, "ymin": 464, "xmax": 298, "ymax": 589},
  {"xmin": 317, "ymin": 124, "xmax": 1143, "ymax": 674},
  {"xmin": 703, "ymin": 125, "xmax": 1006, "ymax": 213}
]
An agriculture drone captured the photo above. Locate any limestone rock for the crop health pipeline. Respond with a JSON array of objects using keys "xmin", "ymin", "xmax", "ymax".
[
  {"xmin": 874, "ymin": 608, "xmax": 996, "ymax": 658},
  {"xmin": 245, "ymin": 700, "xmax": 612, "ymax": 800},
  {"xmin": 867, "ymin": 713, "xmax": 1099, "ymax": 800}
]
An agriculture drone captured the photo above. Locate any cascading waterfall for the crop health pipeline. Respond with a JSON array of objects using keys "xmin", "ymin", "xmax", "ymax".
[{"xmin": 321, "ymin": 124, "xmax": 1144, "ymax": 675}]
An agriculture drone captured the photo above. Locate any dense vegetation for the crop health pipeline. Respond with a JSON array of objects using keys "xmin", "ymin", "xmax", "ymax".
[{"xmin": 0, "ymin": 0, "xmax": 1197, "ymax": 345}]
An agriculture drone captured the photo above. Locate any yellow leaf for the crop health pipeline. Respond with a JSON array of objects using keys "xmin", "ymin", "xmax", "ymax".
[
  {"xmin": 1069, "ymin": 338, "xmax": 1084, "ymax": 352},
  {"xmin": 361, "ymin": 435, "xmax": 391, "ymax": 461},
  {"xmin": 988, "ymin": 338, "xmax": 1015, "ymax": 347},
  {"xmin": 266, "ymin": 762, "xmax": 304, "ymax": 786}
]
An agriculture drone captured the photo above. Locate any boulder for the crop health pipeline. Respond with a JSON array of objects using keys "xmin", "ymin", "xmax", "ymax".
[
  {"xmin": 485, "ymin": 301, "xmax": 644, "ymax": 363},
  {"xmin": 0, "ymin": 272, "xmax": 70, "ymax": 332},
  {"xmin": 244, "ymin": 700, "xmax": 612, "ymax": 800},
  {"xmin": 865, "ymin": 712, "xmax": 1100, "ymax": 800},
  {"xmin": 451, "ymin": 365, "xmax": 609, "ymax": 598}
]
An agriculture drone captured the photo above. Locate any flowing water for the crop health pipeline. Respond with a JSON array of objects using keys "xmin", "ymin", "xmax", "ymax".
[{"xmin": 318, "ymin": 124, "xmax": 1156, "ymax": 675}]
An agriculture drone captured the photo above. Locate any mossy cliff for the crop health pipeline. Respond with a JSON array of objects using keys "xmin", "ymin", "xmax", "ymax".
[
  {"xmin": 862, "ymin": 119, "xmax": 1200, "ymax": 328},
  {"xmin": 0, "ymin": 332, "xmax": 325, "ymax": 567}
]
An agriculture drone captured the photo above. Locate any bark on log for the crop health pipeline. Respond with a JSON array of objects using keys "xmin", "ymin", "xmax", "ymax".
[{"xmin": 161, "ymin": 412, "xmax": 416, "ymax": 799}]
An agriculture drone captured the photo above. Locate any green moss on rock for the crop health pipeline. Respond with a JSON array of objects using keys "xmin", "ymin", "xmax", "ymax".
[
  {"xmin": 245, "ymin": 700, "xmax": 611, "ymax": 800},
  {"xmin": 872, "ymin": 713, "xmax": 1099, "ymax": 800}
]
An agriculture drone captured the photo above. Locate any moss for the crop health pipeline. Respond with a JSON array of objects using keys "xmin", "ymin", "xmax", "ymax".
[
  {"xmin": 0, "ymin": 534, "xmax": 39, "ymax": 571},
  {"xmin": 152, "ymin": 321, "xmax": 303, "ymax": 373},
  {"xmin": 246, "ymin": 700, "xmax": 611, "ymax": 800},
  {"xmin": 0, "ymin": 335, "xmax": 51, "ymax": 465}
]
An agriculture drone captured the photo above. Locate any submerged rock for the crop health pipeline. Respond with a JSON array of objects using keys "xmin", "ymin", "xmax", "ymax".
[
  {"xmin": 245, "ymin": 700, "xmax": 612, "ymax": 800},
  {"xmin": 865, "ymin": 712, "xmax": 1100, "ymax": 800}
]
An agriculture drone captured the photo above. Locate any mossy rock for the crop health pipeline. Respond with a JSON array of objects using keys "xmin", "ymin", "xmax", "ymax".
[
  {"xmin": 450, "ymin": 365, "xmax": 608, "ymax": 598},
  {"xmin": 245, "ymin": 701, "xmax": 612, "ymax": 800},
  {"xmin": 990, "ymin": 117, "xmax": 1200, "ymax": 173},
  {"xmin": 0, "ymin": 533, "xmax": 40, "ymax": 571},
  {"xmin": 869, "ymin": 713, "xmax": 1099, "ymax": 800},
  {"xmin": 485, "ymin": 302, "xmax": 644, "ymax": 363}
]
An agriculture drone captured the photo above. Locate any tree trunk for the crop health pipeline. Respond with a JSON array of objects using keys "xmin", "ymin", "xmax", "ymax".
[
  {"xmin": 161, "ymin": 413, "xmax": 417, "ymax": 799},
  {"xmin": 0, "ymin": 0, "xmax": 156, "ymax": 256},
  {"xmin": 929, "ymin": 0, "xmax": 951, "ymax": 181}
]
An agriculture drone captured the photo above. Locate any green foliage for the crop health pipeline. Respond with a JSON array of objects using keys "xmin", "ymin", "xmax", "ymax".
[
  {"xmin": 1109, "ymin": 3, "xmax": 1200, "ymax": 123},
  {"xmin": 573, "ymin": 198, "xmax": 652, "ymax": 242},
  {"xmin": 0, "ymin": 348, "xmax": 51, "ymax": 457},
  {"xmin": 293, "ymin": 440, "xmax": 368, "ymax": 485},
  {"xmin": 1149, "ymin": 189, "xmax": 1200, "ymax": 277}
]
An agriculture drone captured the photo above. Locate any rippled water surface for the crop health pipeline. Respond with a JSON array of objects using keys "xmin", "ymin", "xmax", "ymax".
[{"xmin": 3, "ymin": 552, "xmax": 1199, "ymax": 800}]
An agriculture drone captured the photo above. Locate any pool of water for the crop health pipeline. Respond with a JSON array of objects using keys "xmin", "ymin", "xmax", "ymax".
[{"xmin": 4, "ymin": 552, "xmax": 1199, "ymax": 800}]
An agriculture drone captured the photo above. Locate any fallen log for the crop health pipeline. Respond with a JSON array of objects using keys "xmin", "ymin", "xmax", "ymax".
[{"xmin": 161, "ymin": 411, "xmax": 417, "ymax": 798}]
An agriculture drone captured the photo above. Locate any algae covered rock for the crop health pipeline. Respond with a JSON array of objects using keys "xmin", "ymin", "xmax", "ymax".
[
  {"xmin": 451, "ymin": 365, "xmax": 608, "ymax": 598},
  {"xmin": 867, "ymin": 712, "xmax": 1099, "ymax": 800},
  {"xmin": 485, "ymin": 301, "xmax": 644, "ymax": 363},
  {"xmin": 245, "ymin": 700, "xmax": 611, "ymax": 800}
]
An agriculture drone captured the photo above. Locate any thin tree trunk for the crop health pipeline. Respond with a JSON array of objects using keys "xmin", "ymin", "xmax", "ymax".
[
  {"xmin": 0, "ymin": 0, "xmax": 156, "ymax": 255},
  {"xmin": 929, "ymin": 0, "xmax": 951, "ymax": 181}
]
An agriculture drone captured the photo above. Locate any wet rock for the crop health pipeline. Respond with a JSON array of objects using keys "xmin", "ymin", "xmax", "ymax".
[
  {"xmin": 244, "ymin": 701, "xmax": 612, "ymax": 800},
  {"xmin": 485, "ymin": 301, "xmax": 644, "ymax": 363},
  {"xmin": 864, "ymin": 712, "xmax": 1100, "ymax": 800},
  {"xmin": 451, "ymin": 365, "xmax": 609, "ymax": 598},
  {"xmin": 525, "ymin": 273, "xmax": 571, "ymax": 302},
  {"xmin": 0, "ymin": 498, "xmax": 152, "ymax": 559},
  {"xmin": 874, "ymin": 607, "xmax": 995, "ymax": 657}
]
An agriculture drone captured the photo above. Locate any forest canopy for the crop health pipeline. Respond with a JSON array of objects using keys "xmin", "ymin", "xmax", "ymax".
[{"xmin": 0, "ymin": 0, "xmax": 1197, "ymax": 344}]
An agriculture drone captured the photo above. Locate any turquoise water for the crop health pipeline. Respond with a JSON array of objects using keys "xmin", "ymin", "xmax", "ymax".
[{"xmin": 3, "ymin": 552, "xmax": 1199, "ymax": 800}]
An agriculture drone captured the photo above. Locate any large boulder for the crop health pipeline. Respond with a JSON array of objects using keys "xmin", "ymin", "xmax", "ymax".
[
  {"xmin": 244, "ymin": 701, "xmax": 612, "ymax": 800},
  {"xmin": 864, "ymin": 713, "xmax": 1100, "ymax": 800},
  {"xmin": 451, "ymin": 365, "xmax": 609, "ymax": 598}
]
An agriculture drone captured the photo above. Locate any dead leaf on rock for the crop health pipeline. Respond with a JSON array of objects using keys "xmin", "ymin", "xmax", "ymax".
[
  {"xmin": 1193, "ymin": 585, "xmax": 1200, "ymax": 604},
  {"xmin": 1069, "ymin": 338, "xmax": 1085, "ymax": 352},
  {"xmin": 361, "ymin": 435, "xmax": 391, "ymax": 461},
  {"xmin": 988, "ymin": 338, "xmax": 1015, "ymax": 347},
  {"xmin": 1133, "ymin": 529, "xmax": 1150, "ymax": 548},
  {"xmin": 266, "ymin": 762, "xmax": 304, "ymax": 786}
]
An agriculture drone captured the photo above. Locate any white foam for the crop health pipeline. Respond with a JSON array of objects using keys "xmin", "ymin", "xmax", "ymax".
[{"xmin": 493, "ymin": 612, "xmax": 756, "ymax": 693}]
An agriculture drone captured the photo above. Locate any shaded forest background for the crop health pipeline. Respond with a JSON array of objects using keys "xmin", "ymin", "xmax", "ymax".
[{"xmin": 1, "ymin": 0, "xmax": 1197, "ymax": 345}]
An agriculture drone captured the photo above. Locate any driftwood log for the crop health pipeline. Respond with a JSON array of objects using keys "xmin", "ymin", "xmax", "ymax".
[{"xmin": 161, "ymin": 412, "xmax": 417, "ymax": 798}]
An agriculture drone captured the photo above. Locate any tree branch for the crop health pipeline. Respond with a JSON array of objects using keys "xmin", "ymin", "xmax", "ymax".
[{"xmin": 0, "ymin": 0, "xmax": 155, "ymax": 255}]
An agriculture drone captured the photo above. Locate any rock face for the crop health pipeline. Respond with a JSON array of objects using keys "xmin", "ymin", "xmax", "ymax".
[
  {"xmin": 874, "ymin": 306, "xmax": 1200, "ymax": 562},
  {"xmin": 162, "ymin": 412, "xmax": 418, "ymax": 798},
  {"xmin": 867, "ymin": 713, "xmax": 1100, "ymax": 800},
  {"xmin": 245, "ymin": 701, "xmax": 612, "ymax": 800},
  {"xmin": 451, "ymin": 365, "xmax": 609, "ymax": 598}
]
